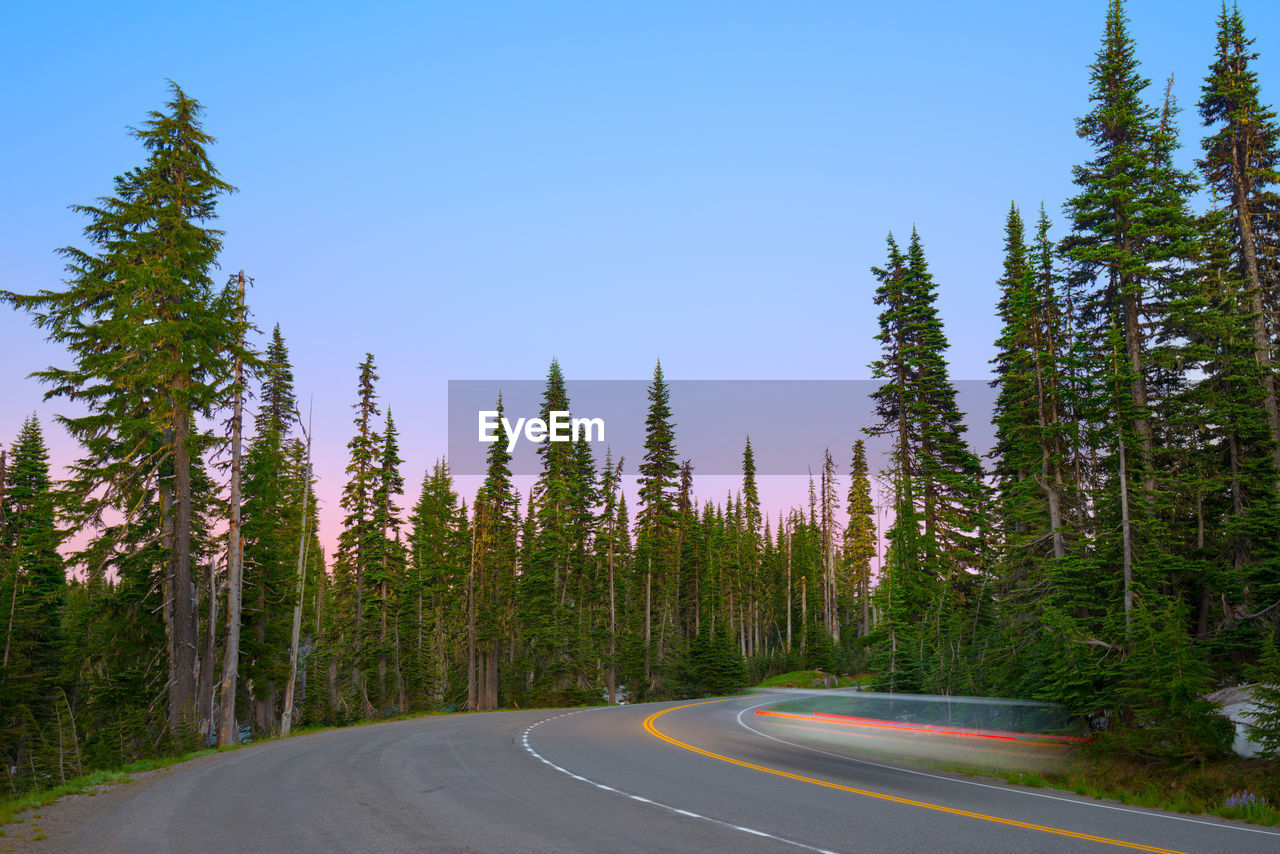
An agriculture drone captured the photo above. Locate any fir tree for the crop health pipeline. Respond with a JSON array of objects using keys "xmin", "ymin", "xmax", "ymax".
[
  {"xmin": 2, "ymin": 84, "xmax": 247, "ymax": 731},
  {"xmin": 0, "ymin": 416, "xmax": 65, "ymax": 784},
  {"xmin": 634, "ymin": 361, "xmax": 679, "ymax": 692},
  {"xmin": 868, "ymin": 229, "xmax": 984, "ymax": 691},
  {"xmin": 471, "ymin": 393, "xmax": 519, "ymax": 710},
  {"xmin": 1061, "ymin": 0, "xmax": 1201, "ymax": 637},
  {"xmin": 335, "ymin": 354, "xmax": 383, "ymax": 715},
  {"xmin": 843, "ymin": 440, "xmax": 875, "ymax": 637},
  {"xmin": 1198, "ymin": 1, "xmax": 1280, "ymax": 477}
]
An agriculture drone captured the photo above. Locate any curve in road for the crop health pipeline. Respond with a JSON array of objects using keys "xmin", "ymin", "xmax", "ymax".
[{"xmin": 29, "ymin": 692, "xmax": 1280, "ymax": 854}]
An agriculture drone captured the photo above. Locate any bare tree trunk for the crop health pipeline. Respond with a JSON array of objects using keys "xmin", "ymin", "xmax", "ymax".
[
  {"xmin": 607, "ymin": 530, "xmax": 616, "ymax": 704},
  {"xmin": 466, "ymin": 520, "xmax": 477, "ymax": 712},
  {"xmin": 785, "ymin": 521, "xmax": 792, "ymax": 651},
  {"xmin": 483, "ymin": 651, "xmax": 498, "ymax": 710},
  {"xmin": 197, "ymin": 555, "xmax": 218, "ymax": 741},
  {"xmin": 282, "ymin": 442, "xmax": 313, "ymax": 737},
  {"xmin": 1031, "ymin": 317, "xmax": 1066, "ymax": 559},
  {"xmin": 217, "ymin": 271, "xmax": 247, "ymax": 746},
  {"xmin": 801, "ymin": 576, "xmax": 807, "ymax": 648}
]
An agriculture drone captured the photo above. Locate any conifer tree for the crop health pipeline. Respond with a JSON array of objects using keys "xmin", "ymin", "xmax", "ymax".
[
  {"xmin": 404, "ymin": 460, "xmax": 464, "ymax": 708},
  {"xmin": 634, "ymin": 361, "xmax": 679, "ymax": 692},
  {"xmin": 524, "ymin": 360, "xmax": 575, "ymax": 696},
  {"xmin": 335, "ymin": 354, "xmax": 383, "ymax": 715},
  {"xmin": 868, "ymin": 230, "xmax": 984, "ymax": 691},
  {"xmin": 739, "ymin": 441, "xmax": 762, "ymax": 655},
  {"xmin": 1199, "ymin": 1, "xmax": 1280, "ymax": 477},
  {"xmin": 367, "ymin": 411, "xmax": 406, "ymax": 709},
  {"xmin": 596, "ymin": 449, "xmax": 627, "ymax": 702},
  {"xmin": 843, "ymin": 440, "xmax": 875, "ymax": 637},
  {"xmin": 238, "ymin": 324, "xmax": 301, "ymax": 734},
  {"xmin": 1061, "ymin": 0, "xmax": 1201, "ymax": 636},
  {"xmin": 0, "ymin": 417, "xmax": 65, "ymax": 782},
  {"xmin": 471, "ymin": 393, "xmax": 519, "ymax": 710},
  {"xmin": 2, "ymin": 84, "xmax": 247, "ymax": 732}
]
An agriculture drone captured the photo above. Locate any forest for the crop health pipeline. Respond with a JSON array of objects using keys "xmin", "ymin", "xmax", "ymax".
[{"xmin": 2, "ymin": 0, "xmax": 1280, "ymax": 797}]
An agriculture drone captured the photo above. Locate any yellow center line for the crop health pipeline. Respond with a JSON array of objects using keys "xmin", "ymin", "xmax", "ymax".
[{"xmin": 643, "ymin": 700, "xmax": 1187, "ymax": 854}]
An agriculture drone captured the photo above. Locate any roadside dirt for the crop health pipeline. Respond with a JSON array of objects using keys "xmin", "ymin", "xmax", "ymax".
[{"xmin": 0, "ymin": 752, "xmax": 228, "ymax": 853}]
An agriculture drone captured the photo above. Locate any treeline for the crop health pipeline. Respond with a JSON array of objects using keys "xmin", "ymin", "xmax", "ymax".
[{"xmin": 4, "ymin": 0, "xmax": 1280, "ymax": 795}]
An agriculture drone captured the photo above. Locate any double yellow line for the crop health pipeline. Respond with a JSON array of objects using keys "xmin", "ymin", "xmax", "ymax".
[{"xmin": 643, "ymin": 700, "xmax": 1186, "ymax": 854}]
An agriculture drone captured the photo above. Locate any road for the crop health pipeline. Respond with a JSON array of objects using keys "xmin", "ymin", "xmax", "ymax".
[{"xmin": 29, "ymin": 693, "xmax": 1280, "ymax": 853}]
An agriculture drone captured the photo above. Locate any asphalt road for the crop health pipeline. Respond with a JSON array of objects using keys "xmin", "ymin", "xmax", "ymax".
[{"xmin": 37, "ymin": 693, "xmax": 1280, "ymax": 853}]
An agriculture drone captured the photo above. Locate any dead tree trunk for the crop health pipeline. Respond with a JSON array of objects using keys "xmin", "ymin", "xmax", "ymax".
[
  {"xmin": 217, "ymin": 271, "xmax": 247, "ymax": 746},
  {"xmin": 281, "ymin": 440, "xmax": 312, "ymax": 736}
]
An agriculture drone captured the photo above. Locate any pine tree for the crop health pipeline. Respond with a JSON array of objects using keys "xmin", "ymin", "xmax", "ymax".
[
  {"xmin": 237, "ymin": 324, "xmax": 301, "ymax": 735},
  {"xmin": 0, "ymin": 417, "xmax": 66, "ymax": 786},
  {"xmin": 256, "ymin": 325, "xmax": 297, "ymax": 436},
  {"xmin": 596, "ymin": 449, "xmax": 627, "ymax": 703},
  {"xmin": 1199, "ymin": 1, "xmax": 1280, "ymax": 478},
  {"xmin": 366, "ymin": 410, "xmax": 406, "ymax": 710},
  {"xmin": 335, "ymin": 354, "xmax": 383, "ymax": 715},
  {"xmin": 740, "ymin": 440, "xmax": 762, "ymax": 656},
  {"xmin": 634, "ymin": 361, "xmax": 679, "ymax": 693},
  {"xmin": 819, "ymin": 447, "xmax": 841, "ymax": 644},
  {"xmin": 404, "ymin": 460, "xmax": 464, "ymax": 709},
  {"xmin": 868, "ymin": 230, "xmax": 985, "ymax": 692},
  {"xmin": 471, "ymin": 393, "xmax": 519, "ymax": 710},
  {"xmin": 843, "ymin": 440, "xmax": 875, "ymax": 637},
  {"xmin": 2, "ymin": 84, "xmax": 247, "ymax": 732},
  {"xmin": 524, "ymin": 360, "xmax": 575, "ymax": 697}
]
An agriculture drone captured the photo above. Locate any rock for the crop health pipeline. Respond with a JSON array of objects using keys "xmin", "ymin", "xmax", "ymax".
[{"xmin": 1205, "ymin": 684, "xmax": 1272, "ymax": 759}]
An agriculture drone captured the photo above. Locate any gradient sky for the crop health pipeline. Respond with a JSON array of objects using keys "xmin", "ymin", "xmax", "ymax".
[{"xmin": 3, "ymin": 0, "xmax": 1277, "ymax": 561}]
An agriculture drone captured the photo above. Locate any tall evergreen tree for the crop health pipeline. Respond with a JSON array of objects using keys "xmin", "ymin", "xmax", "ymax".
[
  {"xmin": 868, "ymin": 230, "xmax": 985, "ymax": 691},
  {"xmin": 1199, "ymin": 1, "xmax": 1280, "ymax": 477},
  {"xmin": 334, "ymin": 354, "xmax": 383, "ymax": 715},
  {"xmin": 843, "ymin": 440, "xmax": 875, "ymax": 637},
  {"xmin": 471, "ymin": 393, "xmax": 519, "ymax": 710},
  {"xmin": 2, "ymin": 84, "xmax": 247, "ymax": 732},
  {"xmin": 634, "ymin": 361, "xmax": 679, "ymax": 692},
  {"xmin": 0, "ymin": 417, "xmax": 66, "ymax": 785}
]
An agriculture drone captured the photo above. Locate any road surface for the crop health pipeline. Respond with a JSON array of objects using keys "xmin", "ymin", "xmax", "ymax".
[{"xmin": 25, "ymin": 693, "xmax": 1280, "ymax": 853}]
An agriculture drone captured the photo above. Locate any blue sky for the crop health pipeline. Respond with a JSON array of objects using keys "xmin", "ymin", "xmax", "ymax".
[{"xmin": 3, "ymin": 0, "xmax": 1276, "ymax": 555}]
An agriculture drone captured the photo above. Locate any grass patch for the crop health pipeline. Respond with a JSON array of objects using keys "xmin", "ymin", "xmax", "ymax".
[
  {"xmin": 0, "ymin": 746, "xmax": 227, "ymax": 826},
  {"xmin": 971, "ymin": 751, "xmax": 1279, "ymax": 827},
  {"xmin": 755, "ymin": 670, "xmax": 864, "ymax": 689}
]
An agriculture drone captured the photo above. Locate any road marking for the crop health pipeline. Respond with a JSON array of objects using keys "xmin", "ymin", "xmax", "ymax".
[
  {"xmin": 737, "ymin": 699, "xmax": 1280, "ymax": 839},
  {"xmin": 520, "ymin": 710, "xmax": 838, "ymax": 854},
  {"xmin": 645, "ymin": 701, "xmax": 1187, "ymax": 854}
]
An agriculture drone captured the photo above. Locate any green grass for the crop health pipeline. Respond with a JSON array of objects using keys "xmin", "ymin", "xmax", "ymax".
[
  {"xmin": 954, "ymin": 751, "xmax": 1280, "ymax": 827},
  {"xmin": 755, "ymin": 670, "xmax": 865, "ymax": 689},
  {"xmin": 0, "ymin": 747, "xmax": 225, "ymax": 826},
  {"xmin": 0, "ymin": 704, "xmax": 578, "ymax": 829}
]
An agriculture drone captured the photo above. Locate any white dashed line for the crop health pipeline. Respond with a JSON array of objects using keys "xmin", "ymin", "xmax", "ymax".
[{"xmin": 521, "ymin": 710, "xmax": 839, "ymax": 854}]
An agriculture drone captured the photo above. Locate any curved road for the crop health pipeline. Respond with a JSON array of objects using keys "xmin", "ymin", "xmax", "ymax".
[{"xmin": 36, "ymin": 694, "xmax": 1280, "ymax": 853}]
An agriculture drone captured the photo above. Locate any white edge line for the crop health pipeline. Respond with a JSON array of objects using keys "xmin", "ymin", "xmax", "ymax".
[
  {"xmin": 521, "ymin": 709, "xmax": 839, "ymax": 854},
  {"xmin": 736, "ymin": 698, "xmax": 1280, "ymax": 839}
]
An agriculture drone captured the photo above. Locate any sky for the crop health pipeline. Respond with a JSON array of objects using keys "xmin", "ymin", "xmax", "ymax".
[{"xmin": 3, "ymin": 0, "xmax": 1277, "ymax": 562}]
